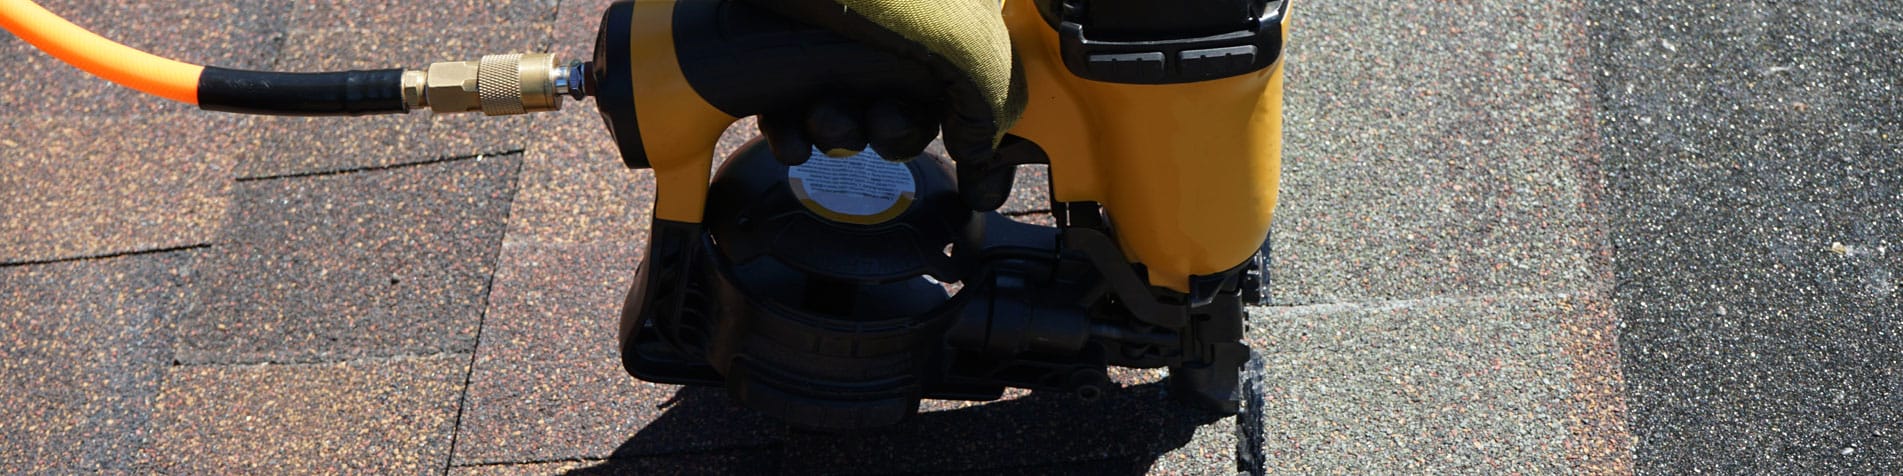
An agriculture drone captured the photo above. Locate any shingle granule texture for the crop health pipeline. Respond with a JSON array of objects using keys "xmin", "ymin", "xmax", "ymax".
[
  {"xmin": 150, "ymin": 356, "xmax": 467, "ymax": 474},
  {"xmin": 0, "ymin": 252, "xmax": 194, "ymax": 473},
  {"xmin": 505, "ymin": 112, "xmax": 660, "ymax": 245},
  {"xmin": 176, "ymin": 155, "xmax": 520, "ymax": 364},
  {"xmin": 1592, "ymin": 1, "xmax": 1903, "ymax": 472},
  {"xmin": 0, "ymin": 117, "xmax": 238, "ymax": 263},
  {"xmin": 1270, "ymin": 0, "xmax": 1599, "ymax": 306},
  {"xmin": 450, "ymin": 242, "xmax": 779, "ymax": 465},
  {"xmin": 452, "ymin": 451, "xmax": 774, "ymax": 475},
  {"xmin": 288, "ymin": 0, "xmax": 557, "ymax": 31},
  {"xmin": 1244, "ymin": 295, "xmax": 1580, "ymax": 473}
]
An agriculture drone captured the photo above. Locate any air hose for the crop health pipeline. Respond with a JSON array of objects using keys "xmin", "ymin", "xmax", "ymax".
[{"xmin": 0, "ymin": 0, "xmax": 586, "ymax": 116}]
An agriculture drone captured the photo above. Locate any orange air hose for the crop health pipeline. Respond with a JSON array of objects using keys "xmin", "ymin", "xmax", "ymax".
[
  {"xmin": 0, "ymin": 0, "xmax": 204, "ymax": 104},
  {"xmin": 2, "ymin": 0, "xmax": 420, "ymax": 116}
]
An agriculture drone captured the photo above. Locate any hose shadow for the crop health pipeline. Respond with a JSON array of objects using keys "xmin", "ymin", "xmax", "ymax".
[{"xmin": 566, "ymin": 381, "xmax": 1227, "ymax": 475}]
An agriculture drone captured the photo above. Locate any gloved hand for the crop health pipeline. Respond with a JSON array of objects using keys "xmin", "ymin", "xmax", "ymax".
[{"xmin": 746, "ymin": 0, "xmax": 1025, "ymax": 171}]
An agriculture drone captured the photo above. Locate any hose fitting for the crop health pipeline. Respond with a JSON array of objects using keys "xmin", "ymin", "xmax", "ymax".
[{"xmin": 411, "ymin": 53, "xmax": 587, "ymax": 115}]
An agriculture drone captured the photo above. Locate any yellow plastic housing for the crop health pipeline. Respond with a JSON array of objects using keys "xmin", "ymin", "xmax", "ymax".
[
  {"xmin": 619, "ymin": 0, "xmax": 1287, "ymax": 293},
  {"xmin": 625, "ymin": 0, "xmax": 738, "ymax": 224},
  {"xmin": 1001, "ymin": 1, "xmax": 1287, "ymax": 292}
]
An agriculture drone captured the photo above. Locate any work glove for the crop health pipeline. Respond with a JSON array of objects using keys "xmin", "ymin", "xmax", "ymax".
[{"xmin": 746, "ymin": 0, "xmax": 1026, "ymax": 176}]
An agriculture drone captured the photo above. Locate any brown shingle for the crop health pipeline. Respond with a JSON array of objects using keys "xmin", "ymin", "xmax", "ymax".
[
  {"xmin": 0, "ymin": 251, "xmax": 193, "ymax": 473},
  {"xmin": 176, "ymin": 155, "xmax": 519, "ymax": 364},
  {"xmin": 150, "ymin": 355, "xmax": 467, "ymax": 474},
  {"xmin": 0, "ymin": 116, "xmax": 236, "ymax": 263},
  {"xmin": 451, "ymin": 242, "xmax": 777, "ymax": 465}
]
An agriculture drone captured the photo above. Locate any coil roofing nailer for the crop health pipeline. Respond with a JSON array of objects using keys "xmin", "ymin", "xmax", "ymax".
[{"xmin": 2, "ymin": 0, "xmax": 1289, "ymax": 471}]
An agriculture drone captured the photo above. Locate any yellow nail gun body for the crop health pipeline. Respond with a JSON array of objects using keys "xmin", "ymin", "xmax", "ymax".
[
  {"xmin": 599, "ymin": 0, "xmax": 1289, "ymax": 437},
  {"xmin": 609, "ymin": 0, "xmax": 1284, "ymax": 292}
]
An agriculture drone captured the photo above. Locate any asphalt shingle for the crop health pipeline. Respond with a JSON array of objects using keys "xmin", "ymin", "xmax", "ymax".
[
  {"xmin": 288, "ymin": 0, "xmax": 558, "ymax": 31},
  {"xmin": 504, "ymin": 111, "xmax": 658, "ymax": 245},
  {"xmin": 453, "ymin": 451, "xmax": 774, "ymax": 476},
  {"xmin": 0, "ymin": 116, "xmax": 237, "ymax": 263},
  {"xmin": 1270, "ymin": 0, "xmax": 1599, "ymax": 305},
  {"xmin": 149, "ymin": 355, "xmax": 466, "ymax": 474},
  {"xmin": 1000, "ymin": 163, "xmax": 1052, "ymax": 217},
  {"xmin": 175, "ymin": 154, "xmax": 519, "ymax": 364},
  {"xmin": 1593, "ymin": 1, "xmax": 1903, "ymax": 472},
  {"xmin": 0, "ymin": 252, "xmax": 193, "ymax": 474},
  {"xmin": 224, "ymin": 114, "xmax": 426, "ymax": 180},
  {"xmin": 1244, "ymin": 294, "xmax": 1590, "ymax": 474},
  {"xmin": 451, "ymin": 242, "xmax": 780, "ymax": 465},
  {"xmin": 551, "ymin": 0, "xmax": 612, "ymax": 74}
]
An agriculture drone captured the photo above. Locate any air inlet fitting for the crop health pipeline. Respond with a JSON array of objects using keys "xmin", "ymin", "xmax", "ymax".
[{"xmin": 407, "ymin": 53, "xmax": 588, "ymax": 115}]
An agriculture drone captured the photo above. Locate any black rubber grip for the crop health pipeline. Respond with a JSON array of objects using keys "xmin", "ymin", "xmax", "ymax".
[
  {"xmin": 672, "ymin": 0, "xmax": 941, "ymax": 117},
  {"xmin": 197, "ymin": 67, "xmax": 408, "ymax": 116}
]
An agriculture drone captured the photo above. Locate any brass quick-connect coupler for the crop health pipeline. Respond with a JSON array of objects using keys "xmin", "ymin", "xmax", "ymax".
[{"xmin": 402, "ymin": 53, "xmax": 587, "ymax": 115}]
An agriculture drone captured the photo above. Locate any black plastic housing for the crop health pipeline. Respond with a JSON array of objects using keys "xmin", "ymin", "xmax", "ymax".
[
  {"xmin": 600, "ymin": 0, "xmax": 1265, "ymax": 432},
  {"xmin": 617, "ymin": 140, "xmax": 1258, "ymax": 430},
  {"xmin": 1039, "ymin": 0, "xmax": 1289, "ymax": 84},
  {"xmin": 592, "ymin": 1, "xmax": 646, "ymax": 168}
]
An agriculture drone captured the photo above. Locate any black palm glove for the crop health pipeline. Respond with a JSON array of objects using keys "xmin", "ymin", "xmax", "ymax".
[{"xmin": 746, "ymin": 0, "xmax": 1026, "ymax": 174}]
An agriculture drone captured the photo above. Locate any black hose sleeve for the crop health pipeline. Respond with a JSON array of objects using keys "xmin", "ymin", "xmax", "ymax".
[{"xmin": 197, "ymin": 67, "xmax": 408, "ymax": 116}]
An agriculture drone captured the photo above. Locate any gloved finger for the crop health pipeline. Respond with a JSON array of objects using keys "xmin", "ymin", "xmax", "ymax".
[
  {"xmin": 739, "ymin": 0, "xmax": 1024, "ymax": 164},
  {"xmin": 958, "ymin": 160, "xmax": 1016, "ymax": 212},
  {"xmin": 804, "ymin": 98, "xmax": 868, "ymax": 158},
  {"xmin": 936, "ymin": 78, "xmax": 1001, "ymax": 164},
  {"xmin": 864, "ymin": 99, "xmax": 937, "ymax": 162},
  {"xmin": 758, "ymin": 112, "xmax": 814, "ymax": 166}
]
